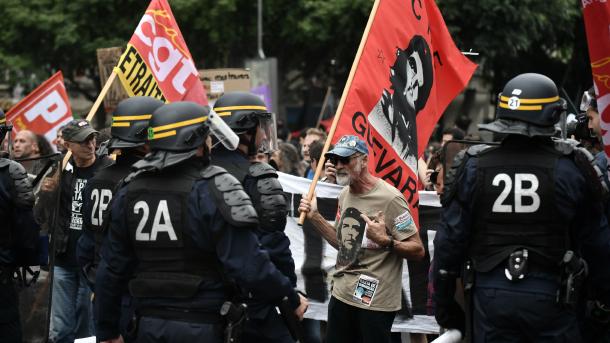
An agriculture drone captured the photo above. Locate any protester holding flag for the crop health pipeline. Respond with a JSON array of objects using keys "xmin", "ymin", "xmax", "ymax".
[
  {"xmin": 50, "ymin": 119, "xmax": 113, "ymax": 343},
  {"xmin": 433, "ymin": 73, "xmax": 610, "ymax": 342},
  {"xmin": 299, "ymin": 134, "xmax": 424, "ymax": 343},
  {"xmin": 0, "ymin": 109, "xmax": 40, "ymax": 343}
]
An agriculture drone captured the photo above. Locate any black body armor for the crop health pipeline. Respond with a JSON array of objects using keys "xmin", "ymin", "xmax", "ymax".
[
  {"xmin": 126, "ymin": 163, "xmax": 257, "ymax": 301},
  {"xmin": 0, "ymin": 159, "xmax": 34, "ymax": 247},
  {"xmin": 470, "ymin": 144, "xmax": 569, "ymax": 273}
]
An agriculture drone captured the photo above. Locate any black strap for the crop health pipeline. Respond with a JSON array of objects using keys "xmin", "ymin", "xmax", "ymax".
[{"xmin": 138, "ymin": 307, "xmax": 223, "ymax": 324}]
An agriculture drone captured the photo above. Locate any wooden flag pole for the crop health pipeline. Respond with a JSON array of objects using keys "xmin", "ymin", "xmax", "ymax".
[
  {"xmin": 62, "ymin": 71, "xmax": 117, "ymax": 169},
  {"xmin": 298, "ymin": 0, "xmax": 382, "ymax": 225},
  {"xmin": 315, "ymin": 86, "xmax": 333, "ymax": 129}
]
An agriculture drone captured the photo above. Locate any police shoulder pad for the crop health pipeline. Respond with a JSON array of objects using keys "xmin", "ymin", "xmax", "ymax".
[
  {"xmin": 248, "ymin": 162, "xmax": 277, "ymax": 178},
  {"xmin": 206, "ymin": 167, "xmax": 258, "ymax": 228},
  {"xmin": 552, "ymin": 138, "xmax": 579, "ymax": 156},
  {"xmin": 466, "ymin": 144, "xmax": 493, "ymax": 157},
  {"xmin": 0, "ymin": 158, "xmax": 9, "ymax": 169},
  {"xmin": 7, "ymin": 159, "xmax": 34, "ymax": 208},
  {"xmin": 200, "ymin": 165, "xmax": 228, "ymax": 179},
  {"xmin": 573, "ymin": 147, "xmax": 608, "ymax": 199}
]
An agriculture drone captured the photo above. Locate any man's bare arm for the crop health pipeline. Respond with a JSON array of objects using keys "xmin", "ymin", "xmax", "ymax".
[
  {"xmin": 299, "ymin": 196, "xmax": 339, "ymax": 249},
  {"xmin": 307, "ymin": 211, "xmax": 339, "ymax": 249},
  {"xmin": 361, "ymin": 211, "xmax": 424, "ymax": 260},
  {"xmin": 392, "ymin": 233, "xmax": 425, "ymax": 260}
]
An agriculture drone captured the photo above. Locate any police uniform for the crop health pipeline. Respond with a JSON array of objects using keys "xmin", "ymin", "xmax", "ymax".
[
  {"xmin": 213, "ymin": 92, "xmax": 297, "ymax": 343},
  {"xmin": 95, "ymin": 101, "xmax": 302, "ymax": 343},
  {"xmin": 433, "ymin": 73, "xmax": 610, "ymax": 342},
  {"xmin": 76, "ymin": 97, "xmax": 163, "ymax": 341},
  {"xmin": 0, "ymin": 111, "xmax": 40, "ymax": 343}
]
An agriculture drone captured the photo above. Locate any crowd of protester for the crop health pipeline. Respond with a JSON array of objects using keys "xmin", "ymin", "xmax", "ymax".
[{"xmin": 2, "ymin": 75, "xmax": 610, "ymax": 343}]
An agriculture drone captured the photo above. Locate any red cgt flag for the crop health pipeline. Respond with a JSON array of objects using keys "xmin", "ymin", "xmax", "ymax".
[
  {"xmin": 6, "ymin": 71, "xmax": 74, "ymax": 146},
  {"xmin": 582, "ymin": 0, "xmax": 610, "ymax": 159},
  {"xmin": 331, "ymin": 0, "xmax": 476, "ymax": 219},
  {"xmin": 114, "ymin": 0, "xmax": 207, "ymax": 105}
]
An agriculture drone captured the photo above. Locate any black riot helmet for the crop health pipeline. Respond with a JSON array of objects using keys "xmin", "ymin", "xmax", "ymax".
[
  {"xmin": 108, "ymin": 96, "xmax": 164, "ymax": 150},
  {"xmin": 213, "ymin": 92, "xmax": 277, "ymax": 155},
  {"xmin": 148, "ymin": 102, "xmax": 211, "ymax": 152},
  {"xmin": 479, "ymin": 73, "xmax": 567, "ymax": 137}
]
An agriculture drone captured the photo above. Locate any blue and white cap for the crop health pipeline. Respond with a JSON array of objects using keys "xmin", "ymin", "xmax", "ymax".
[{"xmin": 325, "ymin": 135, "xmax": 369, "ymax": 158}]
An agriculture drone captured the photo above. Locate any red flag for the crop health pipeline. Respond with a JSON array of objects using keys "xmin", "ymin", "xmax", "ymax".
[
  {"xmin": 582, "ymin": 0, "xmax": 610, "ymax": 159},
  {"xmin": 114, "ymin": 0, "xmax": 207, "ymax": 105},
  {"xmin": 6, "ymin": 71, "xmax": 74, "ymax": 146},
  {"xmin": 331, "ymin": 0, "xmax": 476, "ymax": 220}
]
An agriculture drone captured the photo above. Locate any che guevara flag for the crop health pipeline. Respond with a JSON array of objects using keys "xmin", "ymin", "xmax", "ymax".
[
  {"xmin": 332, "ymin": 0, "xmax": 476, "ymax": 218},
  {"xmin": 582, "ymin": 1, "xmax": 610, "ymax": 160},
  {"xmin": 6, "ymin": 71, "xmax": 73, "ymax": 145},
  {"xmin": 114, "ymin": 0, "xmax": 207, "ymax": 105}
]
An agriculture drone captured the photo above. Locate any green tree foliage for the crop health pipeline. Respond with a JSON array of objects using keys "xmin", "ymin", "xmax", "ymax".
[
  {"xmin": 0, "ymin": 0, "xmax": 592, "ymax": 110},
  {"xmin": 437, "ymin": 0, "xmax": 590, "ymax": 102}
]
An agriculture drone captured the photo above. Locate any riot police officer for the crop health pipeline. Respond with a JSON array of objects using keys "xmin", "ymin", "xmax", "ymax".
[
  {"xmin": 212, "ymin": 92, "xmax": 298, "ymax": 343},
  {"xmin": 77, "ymin": 96, "xmax": 163, "ymax": 340},
  {"xmin": 95, "ymin": 101, "xmax": 307, "ymax": 343},
  {"xmin": 0, "ymin": 109, "xmax": 40, "ymax": 342},
  {"xmin": 433, "ymin": 73, "xmax": 610, "ymax": 342}
]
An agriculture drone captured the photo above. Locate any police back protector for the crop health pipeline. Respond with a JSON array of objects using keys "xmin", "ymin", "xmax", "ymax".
[
  {"xmin": 84, "ymin": 162, "xmax": 128, "ymax": 265},
  {"xmin": 126, "ymin": 164, "xmax": 221, "ymax": 300},
  {"xmin": 471, "ymin": 144, "xmax": 569, "ymax": 273}
]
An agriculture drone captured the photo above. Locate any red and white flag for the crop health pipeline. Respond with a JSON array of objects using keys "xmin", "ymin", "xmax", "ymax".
[
  {"xmin": 114, "ymin": 0, "xmax": 207, "ymax": 105},
  {"xmin": 582, "ymin": 0, "xmax": 610, "ymax": 159},
  {"xmin": 331, "ymin": 0, "xmax": 476, "ymax": 221},
  {"xmin": 6, "ymin": 71, "xmax": 73, "ymax": 145}
]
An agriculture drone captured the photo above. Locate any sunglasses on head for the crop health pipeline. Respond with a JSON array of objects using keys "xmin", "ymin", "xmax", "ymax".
[{"xmin": 328, "ymin": 154, "xmax": 360, "ymax": 165}]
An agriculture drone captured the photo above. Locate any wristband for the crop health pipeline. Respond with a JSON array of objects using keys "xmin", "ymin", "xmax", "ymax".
[{"xmin": 385, "ymin": 237, "xmax": 394, "ymax": 251}]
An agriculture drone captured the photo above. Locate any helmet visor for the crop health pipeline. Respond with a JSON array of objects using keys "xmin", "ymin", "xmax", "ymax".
[
  {"xmin": 208, "ymin": 110, "xmax": 239, "ymax": 151},
  {"xmin": 580, "ymin": 90, "xmax": 597, "ymax": 112},
  {"xmin": 257, "ymin": 112, "xmax": 278, "ymax": 153}
]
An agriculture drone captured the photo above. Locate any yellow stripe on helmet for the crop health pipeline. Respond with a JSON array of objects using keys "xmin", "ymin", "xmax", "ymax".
[
  {"xmin": 212, "ymin": 105, "xmax": 268, "ymax": 112},
  {"xmin": 499, "ymin": 95, "xmax": 559, "ymax": 104},
  {"xmin": 498, "ymin": 102, "xmax": 542, "ymax": 111},
  {"xmin": 151, "ymin": 116, "xmax": 207, "ymax": 133},
  {"xmin": 111, "ymin": 122, "xmax": 130, "ymax": 127},
  {"xmin": 149, "ymin": 130, "xmax": 177, "ymax": 140},
  {"xmin": 112, "ymin": 114, "xmax": 152, "ymax": 121}
]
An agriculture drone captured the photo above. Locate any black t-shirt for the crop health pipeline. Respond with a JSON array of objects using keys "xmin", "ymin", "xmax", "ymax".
[{"xmin": 55, "ymin": 157, "xmax": 110, "ymax": 268}]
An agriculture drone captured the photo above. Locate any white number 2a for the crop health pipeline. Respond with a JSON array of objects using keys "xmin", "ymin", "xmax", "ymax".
[
  {"xmin": 492, "ymin": 173, "xmax": 540, "ymax": 213},
  {"xmin": 134, "ymin": 200, "xmax": 177, "ymax": 241}
]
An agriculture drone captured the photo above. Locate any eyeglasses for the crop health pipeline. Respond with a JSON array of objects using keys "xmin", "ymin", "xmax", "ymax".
[{"xmin": 328, "ymin": 154, "xmax": 361, "ymax": 165}]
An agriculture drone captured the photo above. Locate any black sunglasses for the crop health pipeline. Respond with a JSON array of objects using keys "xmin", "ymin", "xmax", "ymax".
[{"xmin": 328, "ymin": 154, "xmax": 360, "ymax": 165}]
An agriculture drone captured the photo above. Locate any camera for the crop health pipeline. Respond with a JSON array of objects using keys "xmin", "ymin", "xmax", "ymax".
[{"xmin": 566, "ymin": 113, "xmax": 593, "ymax": 142}]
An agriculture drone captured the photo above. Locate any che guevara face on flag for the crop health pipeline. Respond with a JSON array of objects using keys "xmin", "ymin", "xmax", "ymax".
[
  {"xmin": 331, "ymin": 0, "xmax": 477, "ymax": 221},
  {"xmin": 369, "ymin": 35, "xmax": 434, "ymax": 174}
]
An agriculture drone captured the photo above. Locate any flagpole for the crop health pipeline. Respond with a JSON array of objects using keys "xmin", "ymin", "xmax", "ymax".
[
  {"xmin": 315, "ymin": 86, "xmax": 333, "ymax": 129},
  {"xmin": 298, "ymin": 0, "xmax": 382, "ymax": 225},
  {"xmin": 62, "ymin": 71, "xmax": 117, "ymax": 169}
]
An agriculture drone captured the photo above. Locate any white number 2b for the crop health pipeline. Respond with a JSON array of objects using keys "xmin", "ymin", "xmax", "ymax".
[{"xmin": 492, "ymin": 173, "xmax": 540, "ymax": 213}]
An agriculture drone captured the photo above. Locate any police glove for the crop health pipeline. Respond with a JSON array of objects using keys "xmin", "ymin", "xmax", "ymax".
[{"xmin": 435, "ymin": 300, "xmax": 465, "ymax": 335}]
